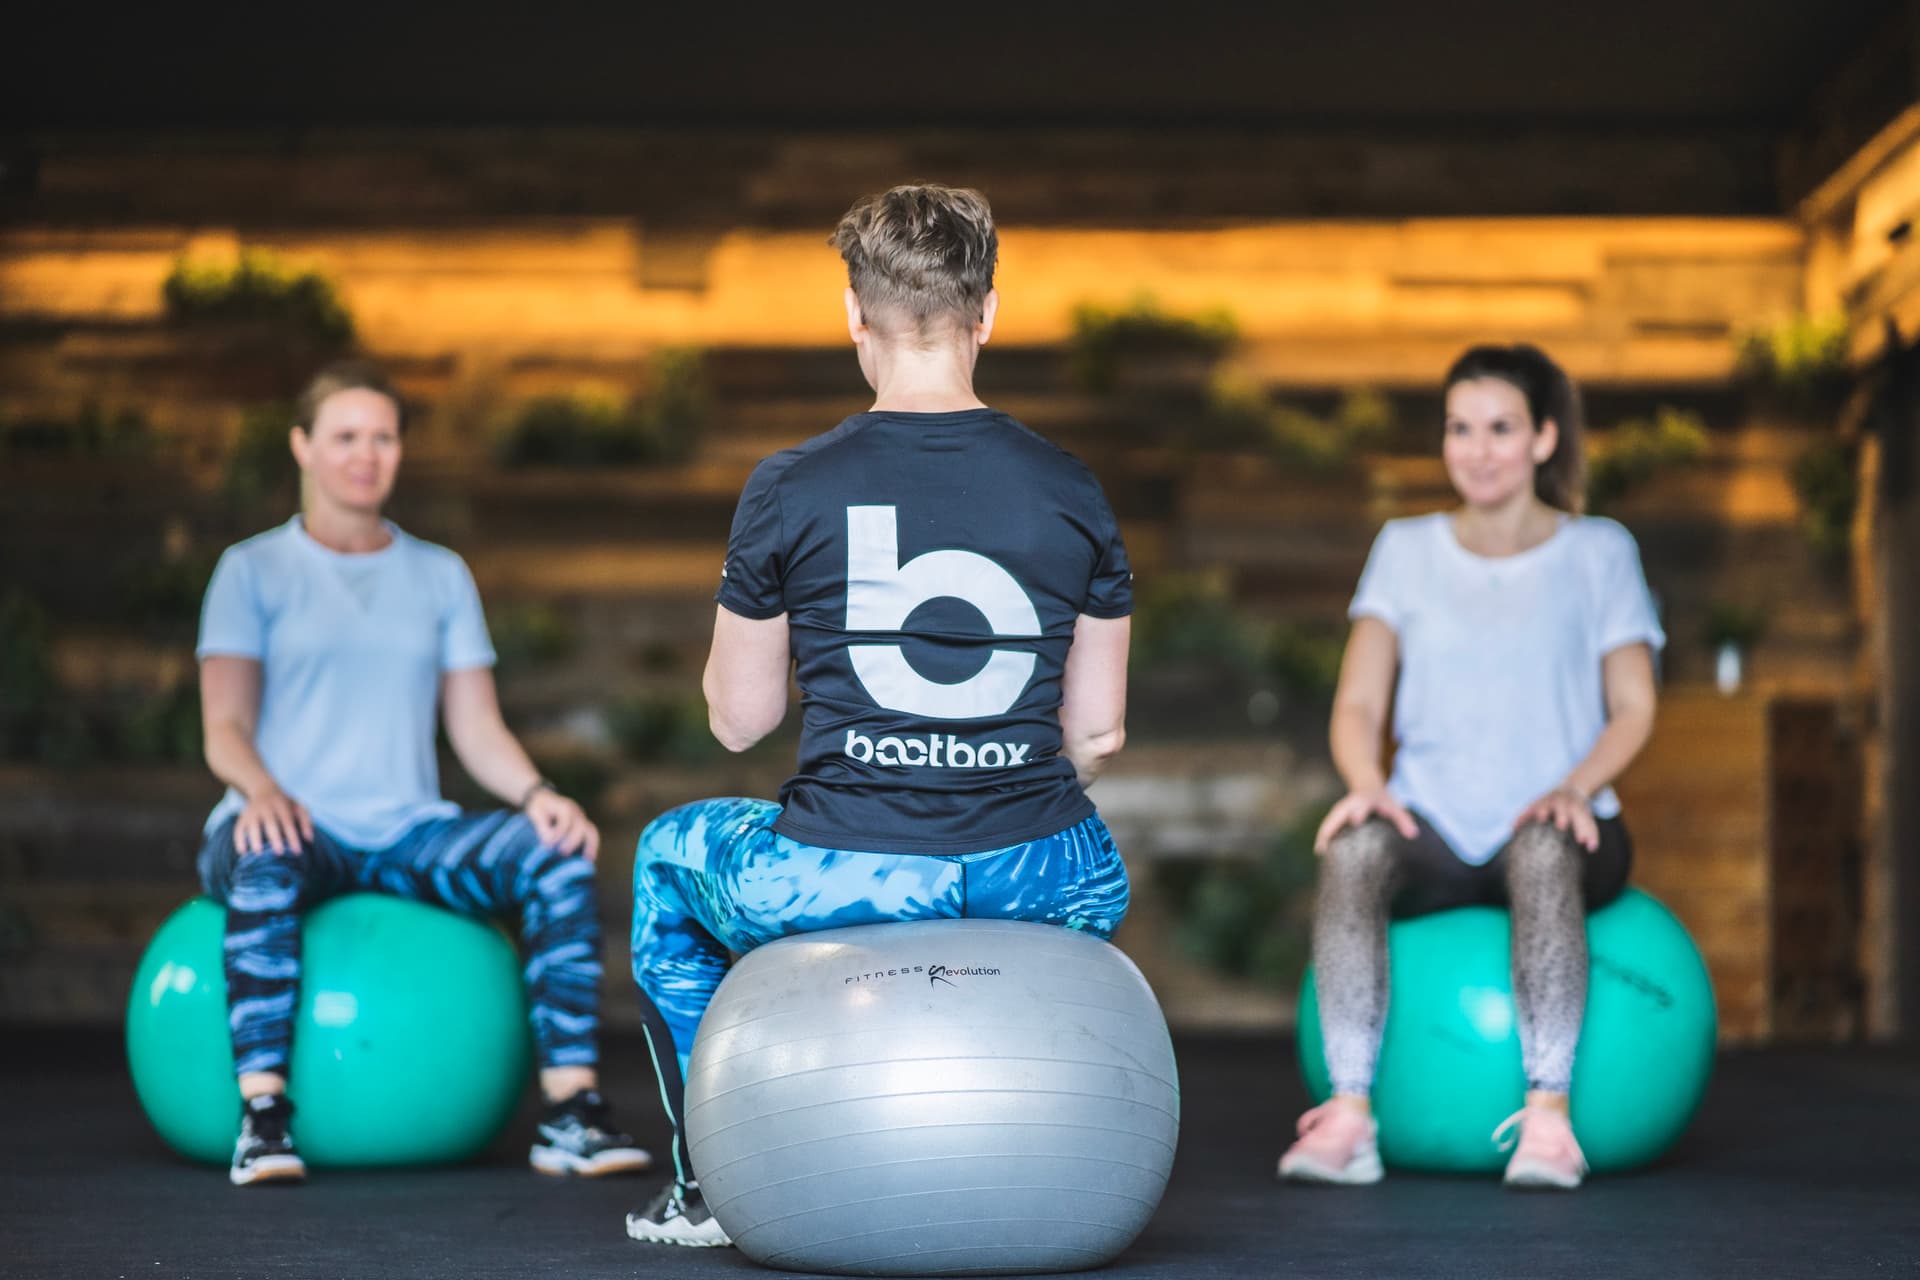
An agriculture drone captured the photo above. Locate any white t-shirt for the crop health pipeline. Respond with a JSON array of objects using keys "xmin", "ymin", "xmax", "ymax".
[
  {"xmin": 1349, "ymin": 512, "xmax": 1665, "ymax": 866},
  {"xmin": 197, "ymin": 517, "xmax": 497, "ymax": 850}
]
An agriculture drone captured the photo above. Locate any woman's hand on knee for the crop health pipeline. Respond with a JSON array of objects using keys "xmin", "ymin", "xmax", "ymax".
[
  {"xmin": 235, "ymin": 788, "xmax": 314, "ymax": 855},
  {"xmin": 526, "ymin": 789, "xmax": 600, "ymax": 861},
  {"xmin": 1513, "ymin": 787, "xmax": 1598, "ymax": 852},
  {"xmin": 1315, "ymin": 788, "xmax": 1417, "ymax": 855}
]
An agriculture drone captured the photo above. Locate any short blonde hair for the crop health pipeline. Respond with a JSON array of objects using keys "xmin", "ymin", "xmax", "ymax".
[
  {"xmin": 296, "ymin": 359, "xmax": 406, "ymax": 434},
  {"xmin": 829, "ymin": 184, "xmax": 997, "ymax": 336}
]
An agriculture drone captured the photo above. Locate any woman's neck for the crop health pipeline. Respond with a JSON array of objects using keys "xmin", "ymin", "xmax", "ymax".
[
  {"xmin": 1452, "ymin": 493, "xmax": 1562, "ymax": 557},
  {"xmin": 300, "ymin": 500, "xmax": 391, "ymax": 554},
  {"xmin": 866, "ymin": 335, "xmax": 987, "ymax": 414}
]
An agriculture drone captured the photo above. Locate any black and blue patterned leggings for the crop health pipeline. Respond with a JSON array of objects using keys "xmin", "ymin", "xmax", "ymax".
[
  {"xmin": 630, "ymin": 798, "xmax": 1132, "ymax": 1184},
  {"xmin": 197, "ymin": 810, "xmax": 603, "ymax": 1078}
]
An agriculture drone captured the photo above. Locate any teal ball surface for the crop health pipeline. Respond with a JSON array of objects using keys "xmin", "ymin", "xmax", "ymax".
[
  {"xmin": 1296, "ymin": 887, "xmax": 1716, "ymax": 1172},
  {"xmin": 127, "ymin": 894, "xmax": 533, "ymax": 1167}
]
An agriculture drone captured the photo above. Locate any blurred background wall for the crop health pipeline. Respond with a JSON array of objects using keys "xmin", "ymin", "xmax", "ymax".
[{"xmin": 4, "ymin": 0, "xmax": 1917, "ymax": 1044}]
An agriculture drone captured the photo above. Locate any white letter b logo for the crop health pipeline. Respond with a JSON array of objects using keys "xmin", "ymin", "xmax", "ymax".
[{"xmin": 845, "ymin": 506, "xmax": 1040, "ymax": 719}]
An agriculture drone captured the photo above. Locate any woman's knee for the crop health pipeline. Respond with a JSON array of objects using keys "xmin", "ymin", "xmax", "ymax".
[
  {"xmin": 636, "ymin": 797, "xmax": 778, "ymax": 869},
  {"xmin": 222, "ymin": 850, "xmax": 308, "ymax": 913},
  {"xmin": 504, "ymin": 819, "xmax": 598, "ymax": 910},
  {"xmin": 1321, "ymin": 819, "xmax": 1401, "ymax": 884},
  {"xmin": 1503, "ymin": 821, "xmax": 1583, "ymax": 893}
]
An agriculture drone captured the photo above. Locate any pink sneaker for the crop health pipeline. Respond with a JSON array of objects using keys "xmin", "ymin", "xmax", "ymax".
[
  {"xmin": 1278, "ymin": 1100, "xmax": 1382, "ymax": 1185},
  {"xmin": 1494, "ymin": 1105, "xmax": 1589, "ymax": 1189}
]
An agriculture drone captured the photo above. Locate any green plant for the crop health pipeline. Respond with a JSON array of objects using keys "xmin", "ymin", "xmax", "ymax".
[
  {"xmin": 163, "ymin": 251, "xmax": 354, "ymax": 348},
  {"xmin": 0, "ymin": 593, "xmax": 161, "ymax": 767},
  {"xmin": 641, "ymin": 347, "xmax": 711, "ymax": 463},
  {"xmin": 0, "ymin": 405, "xmax": 152, "ymax": 458},
  {"xmin": 1702, "ymin": 601, "xmax": 1769, "ymax": 653},
  {"xmin": 120, "ymin": 681, "xmax": 204, "ymax": 764},
  {"xmin": 1265, "ymin": 624, "xmax": 1345, "ymax": 706},
  {"xmin": 1131, "ymin": 572, "xmax": 1265, "ymax": 675},
  {"xmin": 225, "ymin": 402, "xmax": 301, "ymax": 509},
  {"xmin": 1197, "ymin": 372, "xmax": 1391, "ymax": 467},
  {"xmin": 1735, "ymin": 314, "xmax": 1852, "ymax": 416},
  {"xmin": 0, "ymin": 590, "xmax": 55, "ymax": 758},
  {"xmin": 494, "ymin": 349, "xmax": 709, "ymax": 468},
  {"xmin": 1067, "ymin": 295, "xmax": 1238, "ymax": 393},
  {"xmin": 1275, "ymin": 386, "xmax": 1395, "ymax": 467},
  {"xmin": 120, "ymin": 548, "xmax": 223, "ymax": 628},
  {"xmin": 1155, "ymin": 816, "xmax": 1321, "ymax": 988},
  {"xmin": 1130, "ymin": 575, "xmax": 1346, "ymax": 736},
  {"xmin": 607, "ymin": 692, "xmax": 726, "ymax": 765},
  {"xmin": 1133, "ymin": 573, "xmax": 1347, "ymax": 696},
  {"xmin": 1791, "ymin": 436, "xmax": 1859, "ymax": 565},
  {"xmin": 489, "ymin": 601, "xmax": 579, "ymax": 670},
  {"xmin": 1586, "ymin": 407, "xmax": 1710, "ymax": 513}
]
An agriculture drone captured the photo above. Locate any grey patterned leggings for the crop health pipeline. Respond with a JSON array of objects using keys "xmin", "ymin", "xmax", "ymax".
[{"xmin": 1312, "ymin": 813, "xmax": 1632, "ymax": 1096}]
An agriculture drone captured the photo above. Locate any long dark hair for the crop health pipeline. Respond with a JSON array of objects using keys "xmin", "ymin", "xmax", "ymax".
[{"xmin": 1443, "ymin": 343, "xmax": 1585, "ymax": 513}]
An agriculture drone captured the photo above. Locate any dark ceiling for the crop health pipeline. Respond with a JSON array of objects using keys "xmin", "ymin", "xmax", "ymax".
[{"xmin": 6, "ymin": 1, "xmax": 1902, "ymax": 131}]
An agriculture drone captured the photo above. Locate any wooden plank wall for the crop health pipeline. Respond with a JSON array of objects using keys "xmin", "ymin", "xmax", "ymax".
[
  {"xmin": 0, "ymin": 162, "xmax": 1877, "ymax": 1038},
  {"xmin": 3, "ymin": 216, "xmax": 1804, "ymax": 436}
]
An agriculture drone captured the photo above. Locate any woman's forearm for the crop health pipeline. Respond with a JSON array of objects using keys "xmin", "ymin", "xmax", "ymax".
[
  {"xmin": 1328, "ymin": 703, "xmax": 1388, "ymax": 794},
  {"xmin": 1063, "ymin": 726, "xmax": 1126, "ymax": 788},
  {"xmin": 203, "ymin": 720, "xmax": 284, "ymax": 800},
  {"xmin": 449, "ymin": 716, "xmax": 544, "ymax": 808},
  {"xmin": 1562, "ymin": 705, "xmax": 1655, "ymax": 801}
]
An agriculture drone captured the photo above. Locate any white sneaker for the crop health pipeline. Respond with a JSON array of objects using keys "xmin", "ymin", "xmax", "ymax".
[
  {"xmin": 1494, "ymin": 1106, "xmax": 1589, "ymax": 1190},
  {"xmin": 1278, "ymin": 1100, "xmax": 1384, "ymax": 1185},
  {"xmin": 625, "ymin": 1180, "xmax": 732, "ymax": 1247}
]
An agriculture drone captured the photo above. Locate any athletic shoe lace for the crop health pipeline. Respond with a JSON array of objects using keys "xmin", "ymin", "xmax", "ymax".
[
  {"xmin": 1492, "ymin": 1106, "xmax": 1588, "ymax": 1172},
  {"xmin": 1491, "ymin": 1109, "xmax": 1527, "ymax": 1152}
]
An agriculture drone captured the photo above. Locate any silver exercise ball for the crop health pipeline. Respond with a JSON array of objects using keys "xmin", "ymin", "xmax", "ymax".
[{"xmin": 684, "ymin": 918, "xmax": 1180, "ymax": 1277}]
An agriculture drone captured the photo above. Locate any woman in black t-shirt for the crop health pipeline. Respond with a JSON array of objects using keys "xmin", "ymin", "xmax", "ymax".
[{"xmin": 625, "ymin": 184, "xmax": 1135, "ymax": 1248}]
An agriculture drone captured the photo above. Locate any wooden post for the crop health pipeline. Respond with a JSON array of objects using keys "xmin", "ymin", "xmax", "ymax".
[{"xmin": 1867, "ymin": 321, "xmax": 1920, "ymax": 1038}]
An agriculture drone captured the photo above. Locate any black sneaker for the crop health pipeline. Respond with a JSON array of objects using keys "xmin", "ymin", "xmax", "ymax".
[
  {"xmin": 625, "ymin": 1179, "xmax": 731, "ymax": 1247},
  {"xmin": 230, "ymin": 1093, "xmax": 306, "ymax": 1187},
  {"xmin": 529, "ymin": 1089, "xmax": 652, "ymax": 1177}
]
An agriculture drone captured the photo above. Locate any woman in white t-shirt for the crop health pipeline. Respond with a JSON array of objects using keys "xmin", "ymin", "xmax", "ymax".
[{"xmin": 1278, "ymin": 344, "xmax": 1663, "ymax": 1191}]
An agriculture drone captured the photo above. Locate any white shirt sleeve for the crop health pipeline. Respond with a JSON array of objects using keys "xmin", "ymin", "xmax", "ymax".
[
  {"xmin": 1593, "ymin": 521, "xmax": 1666, "ymax": 654},
  {"xmin": 1348, "ymin": 521, "xmax": 1406, "ymax": 633},
  {"xmin": 196, "ymin": 547, "xmax": 266, "ymax": 660},
  {"xmin": 440, "ymin": 555, "xmax": 498, "ymax": 672}
]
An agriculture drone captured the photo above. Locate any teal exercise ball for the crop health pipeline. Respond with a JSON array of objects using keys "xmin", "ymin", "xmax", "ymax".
[
  {"xmin": 127, "ymin": 894, "xmax": 533, "ymax": 1167},
  {"xmin": 1297, "ymin": 887, "xmax": 1715, "ymax": 1173}
]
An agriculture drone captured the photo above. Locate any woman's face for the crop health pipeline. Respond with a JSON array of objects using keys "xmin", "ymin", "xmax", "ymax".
[
  {"xmin": 1442, "ymin": 377, "xmax": 1556, "ymax": 511},
  {"xmin": 291, "ymin": 388, "xmax": 402, "ymax": 514}
]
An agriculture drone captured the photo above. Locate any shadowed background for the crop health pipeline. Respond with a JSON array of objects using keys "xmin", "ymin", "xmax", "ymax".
[{"xmin": 3, "ymin": 0, "xmax": 1916, "ymax": 1055}]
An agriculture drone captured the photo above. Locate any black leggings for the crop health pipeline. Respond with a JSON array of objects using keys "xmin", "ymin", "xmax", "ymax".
[{"xmin": 1311, "ymin": 813, "xmax": 1631, "ymax": 1096}]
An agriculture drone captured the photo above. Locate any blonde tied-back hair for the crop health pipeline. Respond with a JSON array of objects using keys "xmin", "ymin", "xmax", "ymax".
[
  {"xmin": 829, "ymin": 184, "xmax": 998, "ymax": 339},
  {"xmin": 295, "ymin": 358, "xmax": 406, "ymax": 435}
]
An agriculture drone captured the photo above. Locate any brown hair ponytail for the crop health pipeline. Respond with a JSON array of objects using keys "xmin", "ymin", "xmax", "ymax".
[{"xmin": 1443, "ymin": 344, "xmax": 1585, "ymax": 513}]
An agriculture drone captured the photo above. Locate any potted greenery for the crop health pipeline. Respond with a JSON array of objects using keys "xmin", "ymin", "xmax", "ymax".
[
  {"xmin": 1703, "ymin": 601, "xmax": 1768, "ymax": 696},
  {"xmin": 1066, "ymin": 296, "xmax": 1238, "ymax": 394}
]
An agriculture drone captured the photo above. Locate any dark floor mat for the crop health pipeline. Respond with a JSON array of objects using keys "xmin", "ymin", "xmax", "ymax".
[{"xmin": 3, "ymin": 1030, "xmax": 1916, "ymax": 1278}]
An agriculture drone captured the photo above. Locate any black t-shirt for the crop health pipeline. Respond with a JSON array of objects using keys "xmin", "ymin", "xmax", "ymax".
[{"xmin": 716, "ymin": 409, "xmax": 1133, "ymax": 854}]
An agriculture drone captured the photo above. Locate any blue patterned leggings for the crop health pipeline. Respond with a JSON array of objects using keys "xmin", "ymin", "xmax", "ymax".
[
  {"xmin": 631, "ymin": 797, "xmax": 1130, "ymax": 1181},
  {"xmin": 197, "ymin": 810, "xmax": 603, "ymax": 1078}
]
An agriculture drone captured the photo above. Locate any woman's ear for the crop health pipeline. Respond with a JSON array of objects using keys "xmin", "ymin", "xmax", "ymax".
[
  {"xmin": 976, "ymin": 289, "xmax": 1000, "ymax": 347},
  {"xmin": 1532, "ymin": 417, "xmax": 1560, "ymax": 466},
  {"xmin": 845, "ymin": 287, "xmax": 867, "ymax": 344}
]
